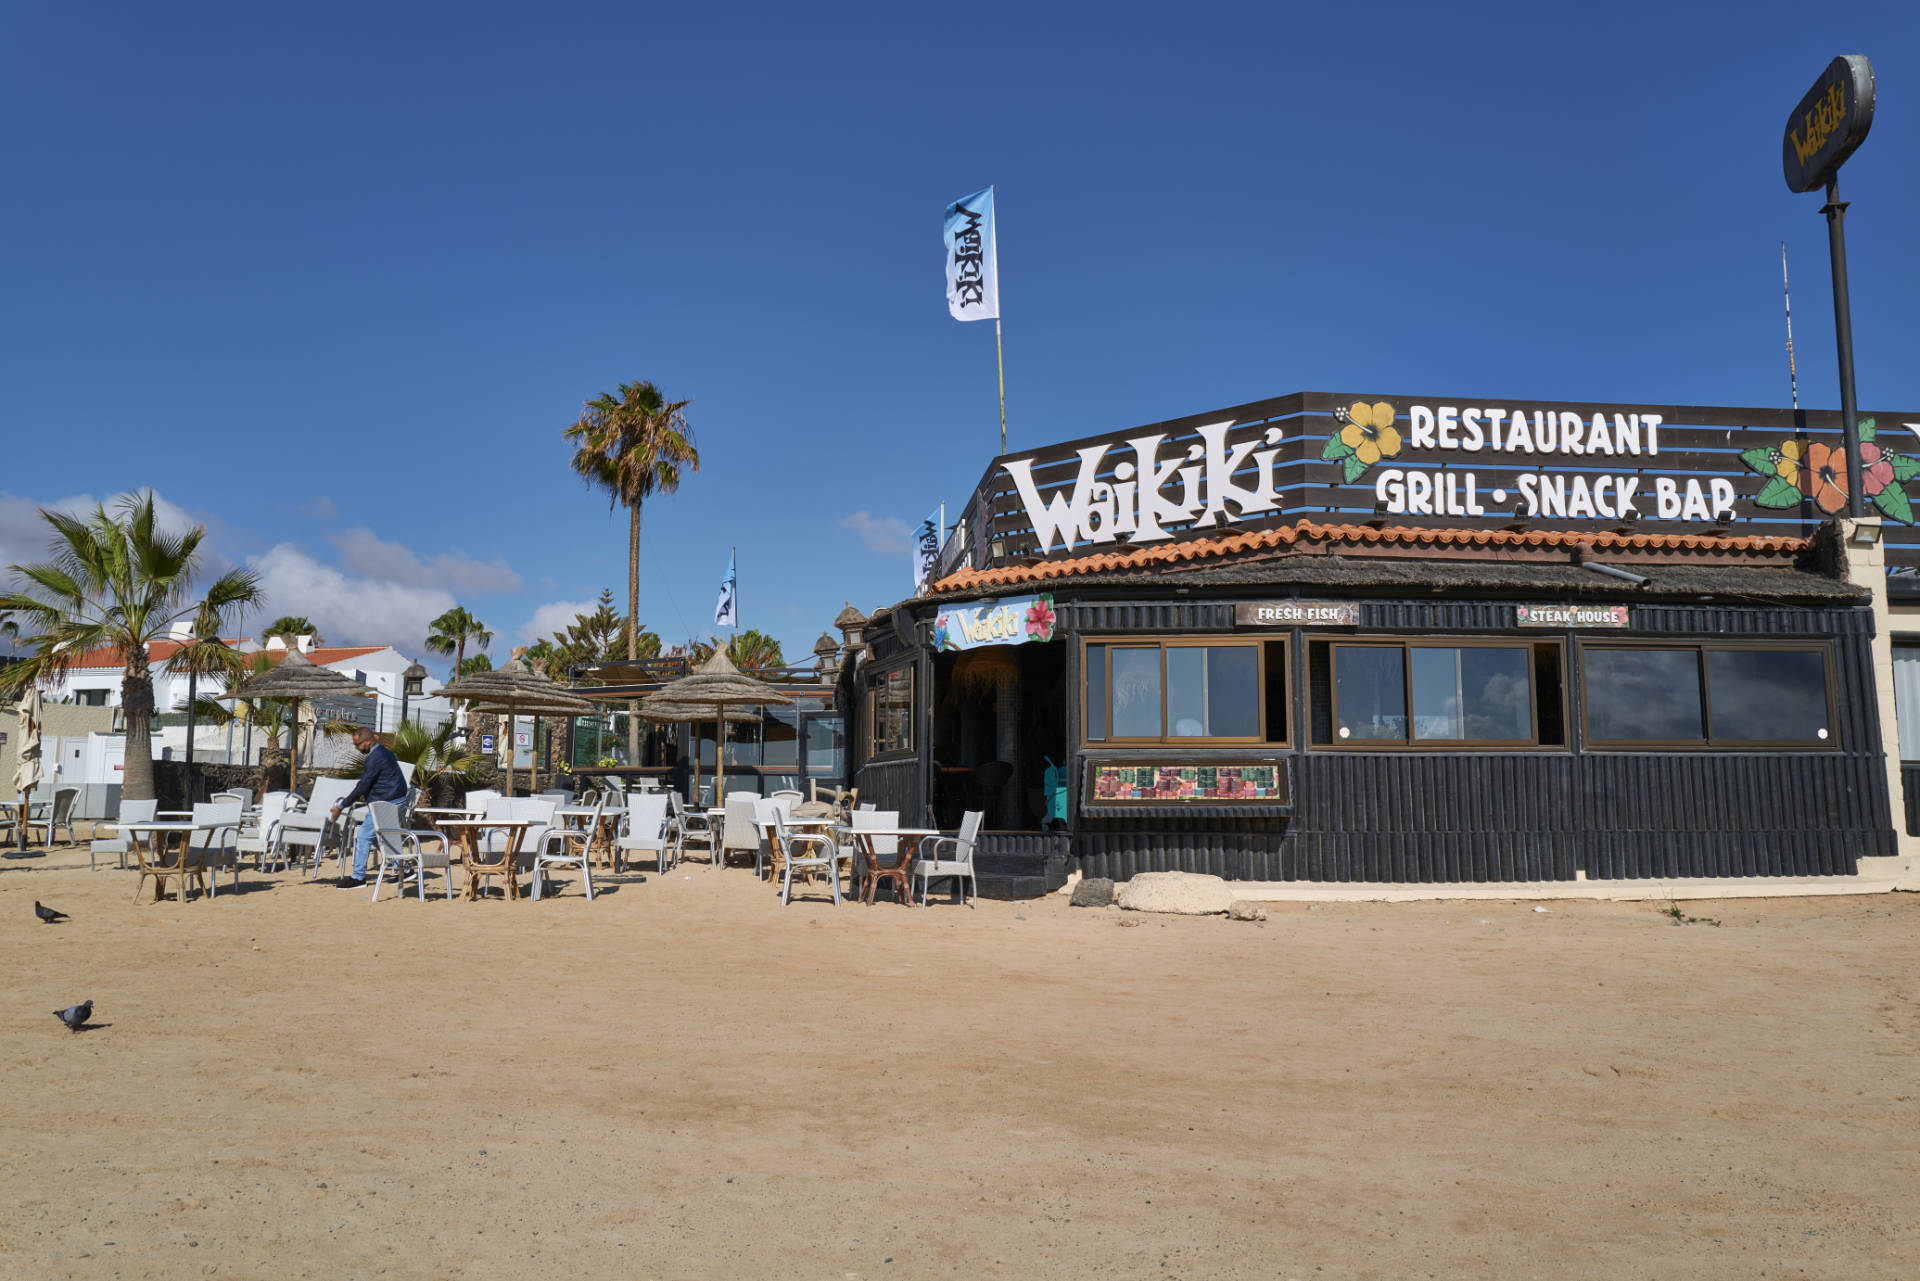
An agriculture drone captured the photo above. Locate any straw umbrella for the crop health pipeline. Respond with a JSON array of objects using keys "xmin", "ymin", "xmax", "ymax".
[
  {"xmin": 13, "ymin": 685, "xmax": 42, "ymax": 851},
  {"xmin": 637, "ymin": 697, "xmax": 755, "ymax": 806},
  {"xmin": 219, "ymin": 649, "xmax": 375, "ymax": 796},
  {"xmin": 639, "ymin": 648, "xmax": 792, "ymax": 803},
  {"xmin": 434, "ymin": 654, "xmax": 593, "ymax": 796}
]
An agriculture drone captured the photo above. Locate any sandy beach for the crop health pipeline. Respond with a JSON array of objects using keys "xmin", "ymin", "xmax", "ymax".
[{"xmin": 3, "ymin": 850, "xmax": 1916, "ymax": 1280}]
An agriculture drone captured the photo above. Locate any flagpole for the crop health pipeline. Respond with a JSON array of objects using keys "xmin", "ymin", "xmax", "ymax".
[{"xmin": 994, "ymin": 318, "xmax": 1006, "ymax": 455}]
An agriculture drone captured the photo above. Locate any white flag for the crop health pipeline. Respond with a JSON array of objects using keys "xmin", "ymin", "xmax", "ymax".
[
  {"xmin": 912, "ymin": 511, "xmax": 941, "ymax": 594},
  {"xmin": 713, "ymin": 550, "xmax": 737, "ymax": 627},
  {"xmin": 943, "ymin": 187, "xmax": 999, "ymax": 322}
]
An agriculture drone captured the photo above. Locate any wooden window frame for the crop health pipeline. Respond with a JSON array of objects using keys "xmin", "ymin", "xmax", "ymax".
[
  {"xmin": 1081, "ymin": 636, "xmax": 1284, "ymax": 747},
  {"xmin": 864, "ymin": 663, "xmax": 916, "ymax": 760},
  {"xmin": 1324, "ymin": 638, "xmax": 1564, "ymax": 751},
  {"xmin": 1579, "ymin": 639, "xmax": 1840, "ymax": 751}
]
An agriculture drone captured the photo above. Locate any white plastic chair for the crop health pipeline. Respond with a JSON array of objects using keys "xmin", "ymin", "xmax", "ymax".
[
  {"xmin": 769, "ymin": 788, "xmax": 804, "ymax": 804},
  {"xmin": 665, "ymin": 791, "xmax": 714, "ymax": 865},
  {"xmin": 615, "ymin": 793, "xmax": 672, "ymax": 875},
  {"xmin": 90, "ymin": 798, "xmax": 157, "ymax": 872},
  {"xmin": 183, "ymin": 801, "xmax": 245, "ymax": 896},
  {"xmin": 849, "ymin": 809, "xmax": 904, "ymax": 903},
  {"xmin": 912, "ymin": 810, "xmax": 982, "ymax": 908},
  {"xmin": 365, "ymin": 799, "xmax": 453, "ymax": 902},
  {"xmin": 26, "ymin": 787, "xmax": 80, "ymax": 846},
  {"xmin": 533, "ymin": 793, "xmax": 600, "ymax": 901},
  {"xmin": 721, "ymin": 795, "xmax": 763, "ymax": 874},
  {"xmin": 236, "ymin": 792, "xmax": 297, "ymax": 870},
  {"xmin": 762, "ymin": 802, "xmax": 842, "ymax": 906}
]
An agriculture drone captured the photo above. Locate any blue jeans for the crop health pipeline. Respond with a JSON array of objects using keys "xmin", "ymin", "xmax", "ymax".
[{"xmin": 351, "ymin": 814, "xmax": 378, "ymax": 880}]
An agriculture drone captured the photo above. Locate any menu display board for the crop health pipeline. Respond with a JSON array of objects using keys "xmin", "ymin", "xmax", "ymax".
[{"xmin": 1089, "ymin": 762, "xmax": 1284, "ymax": 803}]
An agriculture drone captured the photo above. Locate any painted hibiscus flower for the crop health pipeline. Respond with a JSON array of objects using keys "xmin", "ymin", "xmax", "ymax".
[
  {"xmin": 1024, "ymin": 597, "xmax": 1056, "ymax": 640},
  {"xmin": 1338, "ymin": 401, "xmax": 1402, "ymax": 466},
  {"xmin": 1860, "ymin": 440, "xmax": 1895, "ymax": 498},
  {"xmin": 1768, "ymin": 438, "xmax": 1808, "ymax": 487},
  {"xmin": 1803, "ymin": 441, "xmax": 1850, "ymax": 514}
]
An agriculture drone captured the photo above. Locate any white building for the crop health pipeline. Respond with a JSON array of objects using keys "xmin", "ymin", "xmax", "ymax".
[{"xmin": 47, "ymin": 626, "xmax": 452, "ymax": 740}]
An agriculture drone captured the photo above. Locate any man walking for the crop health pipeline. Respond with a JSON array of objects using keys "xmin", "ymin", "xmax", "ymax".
[{"xmin": 331, "ymin": 725, "xmax": 407, "ymax": 888}]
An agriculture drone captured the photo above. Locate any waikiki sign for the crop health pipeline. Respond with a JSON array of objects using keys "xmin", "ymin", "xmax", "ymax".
[{"xmin": 934, "ymin": 593, "xmax": 1057, "ymax": 652}]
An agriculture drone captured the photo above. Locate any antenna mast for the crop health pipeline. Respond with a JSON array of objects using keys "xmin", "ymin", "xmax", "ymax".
[{"xmin": 1781, "ymin": 242, "xmax": 1800, "ymax": 410}]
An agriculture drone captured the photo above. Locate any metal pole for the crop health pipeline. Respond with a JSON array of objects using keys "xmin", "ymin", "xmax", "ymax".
[
  {"xmin": 185, "ymin": 665, "xmax": 198, "ymax": 769},
  {"xmin": 994, "ymin": 317, "xmax": 1007, "ymax": 455},
  {"xmin": 1822, "ymin": 176, "xmax": 1865, "ymax": 518}
]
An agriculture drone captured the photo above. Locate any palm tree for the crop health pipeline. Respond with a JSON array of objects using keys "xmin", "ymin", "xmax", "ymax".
[
  {"xmin": 0, "ymin": 492, "xmax": 263, "ymax": 801},
  {"xmin": 425, "ymin": 605, "xmax": 491, "ymax": 681},
  {"xmin": 260, "ymin": 616, "xmax": 318, "ymax": 643},
  {"xmin": 686, "ymin": 629, "xmax": 784, "ymax": 671},
  {"xmin": 564, "ymin": 379, "xmax": 699, "ymax": 763}
]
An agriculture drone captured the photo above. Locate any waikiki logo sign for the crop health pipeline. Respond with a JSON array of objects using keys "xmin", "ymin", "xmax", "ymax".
[{"xmin": 1004, "ymin": 421, "xmax": 1287, "ymax": 553}]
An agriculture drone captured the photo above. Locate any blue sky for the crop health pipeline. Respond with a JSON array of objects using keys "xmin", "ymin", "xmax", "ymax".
[{"xmin": 3, "ymin": 2, "xmax": 1916, "ymax": 671}]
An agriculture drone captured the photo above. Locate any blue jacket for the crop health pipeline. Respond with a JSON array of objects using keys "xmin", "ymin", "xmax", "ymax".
[{"xmin": 343, "ymin": 743, "xmax": 408, "ymax": 807}]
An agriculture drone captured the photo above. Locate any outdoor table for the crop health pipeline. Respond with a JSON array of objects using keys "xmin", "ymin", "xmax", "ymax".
[
  {"xmin": 842, "ymin": 826, "xmax": 939, "ymax": 905},
  {"xmin": 434, "ymin": 818, "xmax": 535, "ymax": 901},
  {"xmin": 123, "ymin": 819, "xmax": 227, "ymax": 904}
]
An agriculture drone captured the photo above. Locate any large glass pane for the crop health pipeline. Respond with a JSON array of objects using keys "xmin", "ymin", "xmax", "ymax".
[
  {"xmin": 1086, "ymin": 644, "xmax": 1108, "ymax": 741},
  {"xmin": 1166, "ymin": 647, "xmax": 1207, "ymax": 736},
  {"xmin": 1584, "ymin": 648, "xmax": 1704, "ymax": 741},
  {"xmin": 1206, "ymin": 647, "xmax": 1260, "ymax": 737},
  {"xmin": 1335, "ymin": 646, "xmax": 1406, "ymax": 741},
  {"xmin": 763, "ymin": 707, "xmax": 799, "ymax": 767},
  {"xmin": 1110, "ymin": 648, "xmax": 1162, "ymax": 737},
  {"xmin": 1411, "ymin": 647, "xmax": 1533, "ymax": 741},
  {"xmin": 724, "ymin": 715, "xmax": 760, "ymax": 767},
  {"xmin": 805, "ymin": 715, "xmax": 844, "ymax": 775},
  {"xmin": 1707, "ymin": 648, "xmax": 1829, "ymax": 743}
]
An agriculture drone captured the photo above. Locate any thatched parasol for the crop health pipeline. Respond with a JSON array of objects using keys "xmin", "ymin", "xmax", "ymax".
[
  {"xmin": 220, "ymin": 649, "xmax": 375, "ymax": 796},
  {"xmin": 436, "ymin": 654, "xmax": 594, "ymax": 795},
  {"xmin": 639, "ymin": 648, "xmax": 792, "ymax": 802},
  {"xmin": 637, "ymin": 697, "xmax": 755, "ymax": 805}
]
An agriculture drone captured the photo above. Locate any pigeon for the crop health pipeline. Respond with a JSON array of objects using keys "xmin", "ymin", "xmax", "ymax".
[
  {"xmin": 35, "ymin": 901, "xmax": 69, "ymax": 924},
  {"xmin": 54, "ymin": 1000, "xmax": 92, "ymax": 1032}
]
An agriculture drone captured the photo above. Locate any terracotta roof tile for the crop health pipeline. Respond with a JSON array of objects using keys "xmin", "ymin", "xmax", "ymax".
[{"xmin": 930, "ymin": 521, "xmax": 1810, "ymax": 593}]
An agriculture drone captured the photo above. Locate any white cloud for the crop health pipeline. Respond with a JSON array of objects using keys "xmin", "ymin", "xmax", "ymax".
[
  {"xmin": 246, "ymin": 543, "xmax": 456, "ymax": 651},
  {"xmin": 518, "ymin": 598, "xmax": 598, "ymax": 644},
  {"xmin": 838, "ymin": 510, "xmax": 913, "ymax": 555},
  {"xmin": 330, "ymin": 527, "xmax": 523, "ymax": 594},
  {"xmin": 0, "ymin": 489, "xmax": 231, "ymax": 582}
]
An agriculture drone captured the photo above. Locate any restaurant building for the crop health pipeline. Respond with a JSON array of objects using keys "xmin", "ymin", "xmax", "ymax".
[{"xmin": 850, "ymin": 390, "xmax": 1920, "ymax": 895}]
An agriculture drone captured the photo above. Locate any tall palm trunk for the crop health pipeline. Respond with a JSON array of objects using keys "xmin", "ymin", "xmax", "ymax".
[
  {"xmin": 627, "ymin": 501, "xmax": 641, "ymax": 766},
  {"xmin": 121, "ymin": 653, "xmax": 158, "ymax": 802}
]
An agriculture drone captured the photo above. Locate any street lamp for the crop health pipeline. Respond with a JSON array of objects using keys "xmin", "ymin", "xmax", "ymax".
[{"xmin": 401, "ymin": 660, "xmax": 428, "ymax": 728}]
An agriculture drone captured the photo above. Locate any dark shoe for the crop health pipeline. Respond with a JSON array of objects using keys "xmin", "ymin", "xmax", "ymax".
[{"xmin": 338, "ymin": 876, "xmax": 367, "ymax": 888}]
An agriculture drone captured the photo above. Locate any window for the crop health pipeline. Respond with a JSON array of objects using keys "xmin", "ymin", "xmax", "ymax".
[
  {"xmin": 867, "ymin": 666, "xmax": 914, "ymax": 756},
  {"xmin": 1083, "ymin": 639, "xmax": 1283, "ymax": 744},
  {"xmin": 1314, "ymin": 641, "xmax": 1562, "ymax": 747},
  {"xmin": 77, "ymin": 689, "xmax": 109, "ymax": 707},
  {"xmin": 1896, "ymin": 644, "xmax": 1920, "ymax": 761},
  {"xmin": 806, "ymin": 715, "xmax": 845, "ymax": 776},
  {"xmin": 1582, "ymin": 642, "xmax": 1834, "ymax": 747}
]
